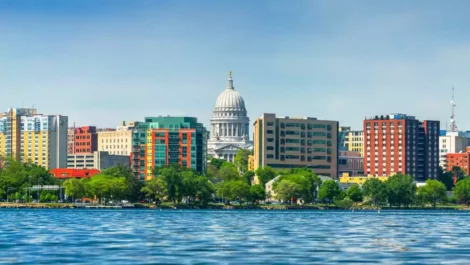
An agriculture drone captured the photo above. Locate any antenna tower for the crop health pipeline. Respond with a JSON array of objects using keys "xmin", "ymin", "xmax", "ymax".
[{"xmin": 450, "ymin": 86, "xmax": 457, "ymax": 132}]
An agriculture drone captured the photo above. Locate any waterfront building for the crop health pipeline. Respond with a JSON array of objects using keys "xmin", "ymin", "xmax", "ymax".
[
  {"xmin": 0, "ymin": 108, "xmax": 68, "ymax": 169},
  {"xmin": 67, "ymin": 151, "xmax": 130, "ymax": 170},
  {"xmin": 131, "ymin": 116, "xmax": 207, "ymax": 181},
  {"xmin": 51, "ymin": 168, "xmax": 100, "ymax": 179},
  {"xmin": 338, "ymin": 151, "xmax": 364, "ymax": 177},
  {"xmin": 97, "ymin": 121, "xmax": 140, "ymax": 156},
  {"xmin": 207, "ymin": 72, "xmax": 253, "ymax": 162},
  {"xmin": 363, "ymin": 114, "xmax": 439, "ymax": 180},
  {"xmin": 439, "ymin": 131, "xmax": 470, "ymax": 168},
  {"xmin": 445, "ymin": 147, "xmax": 470, "ymax": 174},
  {"xmin": 253, "ymin": 113, "xmax": 339, "ymax": 178}
]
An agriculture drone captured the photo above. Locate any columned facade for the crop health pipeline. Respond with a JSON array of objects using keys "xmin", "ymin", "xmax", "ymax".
[{"xmin": 207, "ymin": 72, "xmax": 253, "ymax": 162}]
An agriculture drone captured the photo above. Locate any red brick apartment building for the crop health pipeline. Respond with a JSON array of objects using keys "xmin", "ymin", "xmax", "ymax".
[{"xmin": 363, "ymin": 114, "xmax": 439, "ymax": 180}]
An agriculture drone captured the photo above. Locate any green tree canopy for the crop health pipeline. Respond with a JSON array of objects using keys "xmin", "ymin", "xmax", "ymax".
[
  {"xmin": 318, "ymin": 180, "xmax": 341, "ymax": 203},
  {"xmin": 101, "ymin": 164, "xmax": 144, "ymax": 202},
  {"xmin": 385, "ymin": 174, "xmax": 416, "ymax": 207},
  {"xmin": 417, "ymin": 179, "xmax": 447, "ymax": 208},
  {"xmin": 256, "ymin": 166, "xmax": 277, "ymax": 185},
  {"xmin": 234, "ymin": 149, "xmax": 252, "ymax": 174},
  {"xmin": 437, "ymin": 167, "xmax": 454, "ymax": 191},
  {"xmin": 215, "ymin": 180, "xmax": 251, "ymax": 204},
  {"xmin": 362, "ymin": 178, "xmax": 387, "ymax": 206},
  {"xmin": 346, "ymin": 185, "xmax": 363, "ymax": 204},
  {"xmin": 250, "ymin": 184, "xmax": 266, "ymax": 203},
  {"xmin": 63, "ymin": 178, "xmax": 85, "ymax": 201},
  {"xmin": 453, "ymin": 178, "xmax": 470, "ymax": 206},
  {"xmin": 141, "ymin": 178, "xmax": 167, "ymax": 205}
]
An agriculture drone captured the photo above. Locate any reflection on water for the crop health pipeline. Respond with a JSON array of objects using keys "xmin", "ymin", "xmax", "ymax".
[{"xmin": 1, "ymin": 209, "xmax": 470, "ymax": 264}]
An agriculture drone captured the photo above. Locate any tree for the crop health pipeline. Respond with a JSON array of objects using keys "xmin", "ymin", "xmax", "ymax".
[
  {"xmin": 256, "ymin": 166, "xmax": 277, "ymax": 185},
  {"xmin": 215, "ymin": 180, "xmax": 251, "ymax": 204},
  {"xmin": 437, "ymin": 167, "xmax": 454, "ymax": 191},
  {"xmin": 451, "ymin": 166, "xmax": 467, "ymax": 183},
  {"xmin": 156, "ymin": 164, "xmax": 183, "ymax": 205},
  {"xmin": 362, "ymin": 178, "xmax": 387, "ymax": 206},
  {"xmin": 346, "ymin": 185, "xmax": 363, "ymax": 204},
  {"xmin": 453, "ymin": 178, "xmax": 470, "ymax": 206},
  {"xmin": 101, "ymin": 164, "xmax": 144, "ymax": 202},
  {"xmin": 275, "ymin": 180, "xmax": 297, "ymax": 203},
  {"xmin": 318, "ymin": 180, "xmax": 341, "ymax": 203},
  {"xmin": 84, "ymin": 174, "xmax": 127, "ymax": 203},
  {"xmin": 250, "ymin": 184, "xmax": 266, "ymax": 203},
  {"xmin": 193, "ymin": 176, "xmax": 214, "ymax": 206},
  {"xmin": 417, "ymin": 179, "xmax": 447, "ymax": 208},
  {"xmin": 63, "ymin": 178, "xmax": 85, "ymax": 201},
  {"xmin": 141, "ymin": 178, "xmax": 167, "ymax": 205},
  {"xmin": 243, "ymin": 171, "xmax": 255, "ymax": 185},
  {"xmin": 218, "ymin": 162, "xmax": 242, "ymax": 182},
  {"xmin": 385, "ymin": 174, "xmax": 416, "ymax": 208},
  {"xmin": 209, "ymin": 157, "xmax": 226, "ymax": 169},
  {"xmin": 234, "ymin": 149, "xmax": 251, "ymax": 174}
]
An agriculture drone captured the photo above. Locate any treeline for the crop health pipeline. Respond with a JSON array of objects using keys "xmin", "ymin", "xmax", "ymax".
[{"xmin": 3, "ymin": 149, "xmax": 470, "ymax": 209}]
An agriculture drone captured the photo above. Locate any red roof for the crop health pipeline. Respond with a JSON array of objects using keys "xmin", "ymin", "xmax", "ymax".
[{"xmin": 50, "ymin": 168, "xmax": 100, "ymax": 179}]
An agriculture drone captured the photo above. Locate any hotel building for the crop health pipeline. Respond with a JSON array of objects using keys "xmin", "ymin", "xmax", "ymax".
[
  {"xmin": 0, "ymin": 108, "xmax": 68, "ymax": 169},
  {"xmin": 363, "ymin": 114, "xmax": 439, "ymax": 180},
  {"xmin": 253, "ymin": 113, "xmax": 338, "ymax": 178}
]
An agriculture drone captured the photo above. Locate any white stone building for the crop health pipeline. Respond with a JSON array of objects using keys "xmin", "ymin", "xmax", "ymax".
[{"xmin": 207, "ymin": 72, "xmax": 253, "ymax": 162}]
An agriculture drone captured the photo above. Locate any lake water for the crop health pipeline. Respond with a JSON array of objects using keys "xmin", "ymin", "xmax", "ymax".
[{"xmin": 1, "ymin": 209, "xmax": 470, "ymax": 264}]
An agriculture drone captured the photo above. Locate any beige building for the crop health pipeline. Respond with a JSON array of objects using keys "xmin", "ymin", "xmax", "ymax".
[
  {"xmin": 253, "ymin": 113, "xmax": 338, "ymax": 178},
  {"xmin": 97, "ymin": 121, "xmax": 140, "ymax": 156},
  {"xmin": 67, "ymin": 151, "xmax": 130, "ymax": 170},
  {"xmin": 345, "ymin": 130, "xmax": 364, "ymax": 157}
]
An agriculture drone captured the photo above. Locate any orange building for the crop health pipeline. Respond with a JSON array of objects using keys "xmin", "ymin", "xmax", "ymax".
[
  {"xmin": 74, "ymin": 126, "xmax": 98, "ymax": 154},
  {"xmin": 50, "ymin": 168, "xmax": 100, "ymax": 179},
  {"xmin": 446, "ymin": 148, "xmax": 470, "ymax": 174}
]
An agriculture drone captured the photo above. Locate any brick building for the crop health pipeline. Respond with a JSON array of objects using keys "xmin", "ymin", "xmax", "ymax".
[
  {"xmin": 73, "ymin": 126, "xmax": 98, "ymax": 154},
  {"xmin": 363, "ymin": 114, "xmax": 439, "ymax": 180}
]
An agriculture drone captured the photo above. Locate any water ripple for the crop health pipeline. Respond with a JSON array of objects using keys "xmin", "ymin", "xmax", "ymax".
[{"xmin": 0, "ymin": 209, "xmax": 470, "ymax": 264}]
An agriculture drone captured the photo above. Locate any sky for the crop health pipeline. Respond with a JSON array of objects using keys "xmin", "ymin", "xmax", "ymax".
[{"xmin": 1, "ymin": 0, "xmax": 470, "ymax": 131}]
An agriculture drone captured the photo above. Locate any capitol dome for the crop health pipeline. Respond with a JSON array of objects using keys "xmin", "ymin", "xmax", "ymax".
[
  {"xmin": 208, "ymin": 72, "xmax": 252, "ymax": 162},
  {"xmin": 214, "ymin": 74, "xmax": 246, "ymax": 113}
]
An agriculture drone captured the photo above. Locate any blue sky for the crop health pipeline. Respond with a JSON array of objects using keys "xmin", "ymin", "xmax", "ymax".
[{"xmin": 1, "ymin": 0, "xmax": 470, "ymax": 131}]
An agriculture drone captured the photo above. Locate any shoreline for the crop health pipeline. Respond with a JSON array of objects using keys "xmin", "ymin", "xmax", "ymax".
[{"xmin": 0, "ymin": 203, "xmax": 466, "ymax": 211}]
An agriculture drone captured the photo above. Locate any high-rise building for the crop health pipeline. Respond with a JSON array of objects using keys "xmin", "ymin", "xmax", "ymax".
[
  {"xmin": 253, "ymin": 113, "xmax": 338, "ymax": 177},
  {"xmin": 131, "ymin": 117, "xmax": 207, "ymax": 181},
  {"xmin": 207, "ymin": 72, "xmax": 253, "ymax": 162},
  {"xmin": 363, "ymin": 114, "xmax": 439, "ymax": 180},
  {"xmin": 73, "ymin": 126, "xmax": 98, "ymax": 154},
  {"xmin": 97, "ymin": 121, "xmax": 140, "ymax": 156},
  {"xmin": 0, "ymin": 108, "xmax": 68, "ymax": 169}
]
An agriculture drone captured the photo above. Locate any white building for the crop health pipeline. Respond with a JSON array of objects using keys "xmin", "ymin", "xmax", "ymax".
[
  {"xmin": 97, "ymin": 121, "xmax": 140, "ymax": 156},
  {"xmin": 439, "ymin": 131, "xmax": 470, "ymax": 168},
  {"xmin": 207, "ymin": 72, "xmax": 253, "ymax": 162}
]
